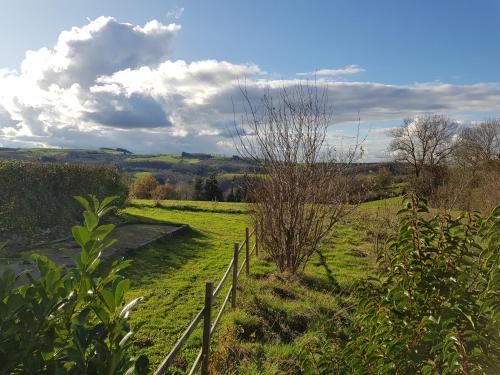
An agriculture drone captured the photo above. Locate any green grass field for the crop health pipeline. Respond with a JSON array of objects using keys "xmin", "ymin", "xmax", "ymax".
[
  {"xmin": 126, "ymin": 155, "xmax": 201, "ymax": 164},
  {"xmin": 118, "ymin": 199, "xmax": 392, "ymax": 373},
  {"xmin": 121, "ymin": 201, "xmax": 251, "ymax": 371},
  {"xmin": 132, "ymin": 171, "xmax": 154, "ymax": 179}
]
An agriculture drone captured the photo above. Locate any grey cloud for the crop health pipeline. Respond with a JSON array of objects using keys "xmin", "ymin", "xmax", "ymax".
[
  {"xmin": 84, "ymin": 93, "xmax": 171, "ymax": 129},
  {"xmin": 0, "ymin": 105, "xmax": 18, "ymax": 128}
]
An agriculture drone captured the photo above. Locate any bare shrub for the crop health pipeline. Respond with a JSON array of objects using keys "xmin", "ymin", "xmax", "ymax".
[
  {"xmin": 432, "ymin": 119, "xmax": 500, "ymax": 212},
  {"xmin": 234, "ymin": 81, "xmax": 359, "ymax": 274},
  {"xmin": 152, "ymin": 183, "xmax": 178, "ymax": 200},
  {"xmin": 130, "ymin": 174, "xmax": 159, "ymax": 199},
  {"xmin": 432, "ymin": 160, "xmax": 500, "ymax": 213},
  {"xmin": 455, "ymin": 119, "xmax": 500, "ymax": 165}
]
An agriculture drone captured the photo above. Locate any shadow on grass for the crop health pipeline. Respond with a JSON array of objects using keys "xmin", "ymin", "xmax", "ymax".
[
  {"xmin": 301, "ymin": 250, "xmax": 349, "ymax": 295},
  {"xmin": 118, "ymin": 211, "xmax": 184, "ymax": 227},
  {"xmin": 127, "ymin": 202, "xmax": 249, "ymax": 215},
  {"xmin": 118, "ymin": 212, "xmax": 210, "ymax": 287}
]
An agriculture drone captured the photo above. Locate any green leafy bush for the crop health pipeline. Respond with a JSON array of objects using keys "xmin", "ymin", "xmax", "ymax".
[
  {"xmin": 0, "ymin": 196, "xmax": 148, "ymax": 374},
  {"xmin": 343, "ymin": 196, "xmax": 499, "ymax": 374},
  {"xmin": 0, "ymin": 160, "xmax": 127, "ymax": 235}
]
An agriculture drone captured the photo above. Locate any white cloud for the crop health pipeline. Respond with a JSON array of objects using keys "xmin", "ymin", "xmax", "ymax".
[
  {"xmin": 297, "ymin": 65, "xmax": 365, "ymax": 77},
  {"xmin": 1, "ymin": 18, "xmax": 500, "ymax": 160},
  {"xmin": 166, "ymin": 7, "xmax": 185, "ymax": 20},
  {"xmin": 23, "ymin": 16, "xmax": 180, "ymax": 89}
]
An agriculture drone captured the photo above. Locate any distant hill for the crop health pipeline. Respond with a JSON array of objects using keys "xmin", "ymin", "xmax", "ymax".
[
  {"xmin": 0, "ymin": 147, "xmax": 408, "ymax": 185},
  {"xmin": 0, "ymin": 148, "xmax": 258, "ymax": 183}
]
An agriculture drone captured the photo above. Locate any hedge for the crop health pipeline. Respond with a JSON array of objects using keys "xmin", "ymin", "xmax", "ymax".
[{"xmin": 0, "ymin": 160, "xmax": 127, "ymax": 235}]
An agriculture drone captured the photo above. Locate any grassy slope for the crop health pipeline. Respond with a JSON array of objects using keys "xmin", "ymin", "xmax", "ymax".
[
  {"xmin": 121, "ymin": 201, "xmax": 250, "ymax": 371},
  {"xmin": 209, "ymin": 213, "xmax": 382, "ymax": 374},
  {"xmin": 120, "ymin": 198, "xmax": 401, "ymax": 373}
]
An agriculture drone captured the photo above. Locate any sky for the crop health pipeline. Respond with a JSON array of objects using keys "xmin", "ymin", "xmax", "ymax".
[{"xmin": 0, "ymin": 0, "xmax": 499, "ymax": 161}]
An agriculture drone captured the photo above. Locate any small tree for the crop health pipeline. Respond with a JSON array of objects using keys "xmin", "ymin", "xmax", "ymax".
[
  {"xmin": 130, "ymin": 174, "xmax": 159, "ymax": 199},
  {"xmin": 193, "ymin": 177, "xmax": 205, "ymax": 201},
  {"xmin": 226, "ymin": 180, "xmax": 236, "ymax": 202},
  {"xmin": 389, "ymin": 114, "xmax": 458, "ymax": 178},
  {"xmin": 204, "ymin": 174, "xmax": 223, "ymax": 201},
  {"xmin": 235, "ymin": 81, "xmax": 358, "ymax": 274},
  {"xmin": 455, "ymin": 119, "xmax": 500, "ymax": 166},
  {"xmin": 152, "ymin": 183, "xmax": 178, "ymax": 200}
]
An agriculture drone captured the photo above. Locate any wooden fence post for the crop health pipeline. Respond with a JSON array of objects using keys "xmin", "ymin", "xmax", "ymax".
[
  {"xmin": 201, "ymin": 281, "xmax": 213, "ymax": 375},
  {"xmin": 255, "ymin": 224, "xmax": 259, "ymax": 257},
  {"xmin": 232, "ymin": 243, "xmax": 238, "ymax": 309},
  {"xmin": 245, "ymin": 227, "xmax": 250, "ymax": 276}
]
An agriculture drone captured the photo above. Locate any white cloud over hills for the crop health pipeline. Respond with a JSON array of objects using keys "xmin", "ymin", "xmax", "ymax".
[{"xmin": 0, "ymin": 17, "xmax": 499, "ymax": 160}]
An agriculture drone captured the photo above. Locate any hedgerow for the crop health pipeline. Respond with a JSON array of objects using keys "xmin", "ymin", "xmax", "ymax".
[{"xmin": 0, "ymin": 160, "xmax": 127, "ymax": 235}]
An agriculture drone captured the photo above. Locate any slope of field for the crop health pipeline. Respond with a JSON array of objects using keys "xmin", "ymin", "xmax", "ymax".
[
  {"xmin": 118, "ymin": 199, "xmax": 387, "ymax": 372},
  {"xmin": 120, "ymin": 201, "xmax": 251, "ymax": 371}
]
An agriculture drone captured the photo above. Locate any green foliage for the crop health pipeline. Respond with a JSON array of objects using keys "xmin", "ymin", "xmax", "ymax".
[
  {"xmin": 204, "ymin": 174, "xmax": 223, "ymax": 201},
  {"xmin": 192, "ymin": 174, "xmax": 223, "ymax": 201},
  {"xmin": 0, "ymin": 195, "xmax": 148, "ymax": 374},
  {"xmin": 0, "ymin": 160, "xmax": 127, "ymax": 235},
  {"xmin": 193, "ymin": 177, "xmax": 205, "ymax": 201},
  {"xmin": 343, "ymin": 195, "xmax": 500, "ymax": 374}
]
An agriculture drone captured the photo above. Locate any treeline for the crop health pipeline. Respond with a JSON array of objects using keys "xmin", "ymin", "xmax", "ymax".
[
  {"xmin": 390, "ymin": 115, "xmax": 500, "ymax": 212},
  {"xmin": 193, "ymin": 175, "xmax": 248, "ymax": 202},
  {"xmin": 129, "ymin": 173, "xmax": 249, "ymax": 202},
  {"xmin": 128, "ymin": 167, "xmax": 402, "ymax": 204}
]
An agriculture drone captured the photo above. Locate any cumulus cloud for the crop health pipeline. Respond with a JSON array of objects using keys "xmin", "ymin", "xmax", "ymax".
[
  {"xmin": 1, "ymin": 17, "xmax": 500, "ymax": 160},
  {"xmin": 33, "ymin": 17, "xmax": 179, "ymax": 88},
  {"xmin": 297, "ymin": 65, "xmax": 365, "ymax": 77}
]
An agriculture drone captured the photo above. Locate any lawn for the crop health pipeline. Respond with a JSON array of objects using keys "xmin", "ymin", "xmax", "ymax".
[{"xmin": 120, "ymin": 199, "xmax": 391, "ymax": 373}]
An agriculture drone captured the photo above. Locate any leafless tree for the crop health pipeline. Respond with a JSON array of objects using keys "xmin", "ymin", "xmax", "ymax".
[
  {"xmin": 434, "ymin": 119, "xmax": 500, "ymax": 212},
  {"xmin": 389, "ymin": 114, "xmax": 458, "ymax": 178},
  {"xmin": 455, "ymin": 119, "xmax": 500, "ymax": 166},
  {"xmin": 233, "ymin": 81, "xmax": 359, "ymax": 274}
]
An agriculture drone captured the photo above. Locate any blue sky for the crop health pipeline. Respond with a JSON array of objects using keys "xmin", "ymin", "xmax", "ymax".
[{"xmin": 0, "ymin": 0, "xmax": 499, "ymax": 160}]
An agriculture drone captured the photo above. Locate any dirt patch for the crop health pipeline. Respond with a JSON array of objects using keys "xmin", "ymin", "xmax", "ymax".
[{"xmin": 0, "ymin": 223, "xmax": 187, "ymax": 277}]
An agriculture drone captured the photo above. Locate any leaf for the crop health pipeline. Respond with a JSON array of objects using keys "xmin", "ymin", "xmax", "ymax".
[
  {"xmin": 99, "ymin": 195, "xmax": 119, "ymax": 211},
  {"xmin": 93, "ymin": 306, "xmax": 110, "ymax": 324},
  {"xmin": 119, "ymin": 331, "xmax": 133, "ymax": 348},
  {"xmin": 72, "ymin": 225, "xmax": 90, "ymax": 246},
  {"xmin": 98, "ymin": 205, "xmax": 117, "ymax": 219},
  {"xmin": 114, "ymin": 279, "xmax": 130, "ymax": 307},
  {"xmin": 90, "ymin": 195, "xmax": 100, "ymax": 212},
  {"xmin": 92, "ymin": 224, "xmax": 116, "ymax": 241},
  {"xmin": 73, "ymin": 195, "xmax": 91, "ymax": 211},
  {"xmin": 100, "ymin": 289, "xmax": 116, "ymax": 311},
  {"xmin": 119, "ymin": 297, "xmax": 144, "ymax": 319},
  {"xmin": 83, "ymin": 210, "xmax": 98, "ymax": 231}
]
